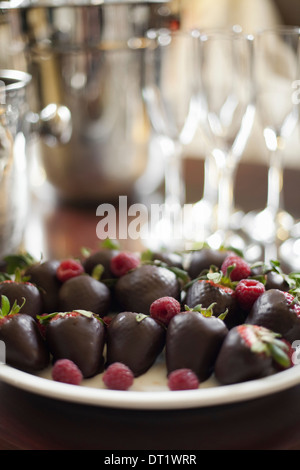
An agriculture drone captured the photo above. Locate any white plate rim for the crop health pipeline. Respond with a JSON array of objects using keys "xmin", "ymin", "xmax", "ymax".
[{"xmin": 0, "ymin": 363, "xmax": 300, "ymax": 410}]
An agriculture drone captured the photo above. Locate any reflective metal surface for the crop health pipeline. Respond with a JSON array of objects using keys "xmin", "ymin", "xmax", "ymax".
[
  {"xmin": 0, "ymin": 1, "xmax": 174, "ymax": 203},
  {"xmin": 0, "ymin": 70, "xmax": 31, "ymax": 256}
]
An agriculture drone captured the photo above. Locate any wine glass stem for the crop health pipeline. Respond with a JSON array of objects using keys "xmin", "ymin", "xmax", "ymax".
[
  {"xmin": 266, "ymin": 148, "xmax": 284, "ymax": 217},
  {"xmin": 203, "ymin": 155, "xmax": 218, "ymax": 205},
  {"xmin": 215, "ymin": 163, "xmax": 236, "ymax": 234},
  {"xmin": 164, "ymin": 139, "xmax": 185, "ymax": 208}
]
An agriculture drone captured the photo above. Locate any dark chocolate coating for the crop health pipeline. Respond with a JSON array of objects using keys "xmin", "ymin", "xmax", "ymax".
[
  {"xmin": 25, "ymin": 260, "xmax": 62, "ymax": 313},
  {"xmin": 246, "ymin": 289, "xmax": 300, "ymax": 343},
  {"xmin": 114, "ymin": 264, "xmax": 181, "ymax": 315},
  {"xmin": 166, "ymin": 311, "xmax": 228, "ymax": 382},
  {"xmin": 58, "ymin": 275, "xmax": 111, "ymax": 317},
  {"xmin": 151, "ymin": 251, "xmax": 184, "ymax": 269},
  {"xmin": 106, "ymin": 311, "xmax": 166, "ymax": 377},
  {"xmin": 214, "ymin": 326, "xmax": 277, "ymax": 385},
  {"xmin": 187, "ymin": 249, "xmax": 229, "ymax": 279},
  {"xmin": 0, "ymin": 314, "xmax": 49, "ymax": 372},
  {"xmin": 265, "ymin": 271, "xmax": 290, "ymax": 292},
  {"xmin": 0, "ymin": 281, "xmax": 43, "ymax": 319},
  {"xmin": 185, "ymin": 280, "xmax": 241, "ymax": 329},
  {"xmin": 82, "ymin": 249, "xmax": 119, "ymax": 280},
  {"xmin": 250, "ymin": 266, "xmax": 290, "ymax": 292},
  {"xmin": 46, "ymin": 314, "xmax": 105, "ymax": 378}
]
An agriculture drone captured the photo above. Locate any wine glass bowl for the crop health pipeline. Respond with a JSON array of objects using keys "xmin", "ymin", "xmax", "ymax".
[
  {"xmin": 195, "ymin": 29, "xmax": 256, "ymax": 252},
  {"xmin": 242, "ymin": 26, "xmax": 300, "ymax": 262},
  {"xmin": 141, "ymin": 28, "xmax": 199, "ymax": 249}
]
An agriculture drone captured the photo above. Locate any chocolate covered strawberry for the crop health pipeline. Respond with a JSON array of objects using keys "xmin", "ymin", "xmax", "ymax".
[
  {"xmin": 82, "ymin": 240, "xmax": 120, "ymax": 280},
  {"xmin": 114, "ymin": 264, "xmax": 181, "ymax": 315},
  {"xmin": 145, "ymin": 250, "xmax": 184, "ymax": 270},
  {"xmin": 185, "ymin": 278, "xmax": 240, "ymax": 329},
  {"xmin": 105, "ymin": 311, "xmax": 166, "ymax": 377},
  {"xmin": 250, "ymin": 260, "xmax": 290, "ymax": 292},
  {"xmin": 24, "ymin": 260, "xmax": 62, "ymax": 313},
  {"xmin": 40, "ymin": 310, "xmax": 106, "ymax": 378},
  {"xmin": 0, "ymin": 277, "xmax": 43, "ymax": 319},
  {"xmin": 246, "ymin": 289, "xmax": 300, "ymax": 343},
  {"xmin": 214, "ymin": 324, "xmax": 292, "ymax": 385},
  {"xmin": 187, "ymin": 248, "xmax": 230, "ymax": 279},
  {"xmin": 166, "ymin": 306, "xmax": 228, "ymax": 382},
  {"xmin": 0, "ymin": 296, "xmax": 49, "ymax": 372},
  {"xmin": 58, "ymin": 274, "xmax": 111, "ymax": 317}
]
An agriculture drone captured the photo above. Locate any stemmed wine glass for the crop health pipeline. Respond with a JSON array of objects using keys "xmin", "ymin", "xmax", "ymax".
[
  {"xmin": 242, "ymin": 26, "xmax": 300, "ymax": 263},
  {"xmin": 141, "ymin": 28, "xmax": 199, "ymax": 250},
  {"xmin": 194, "ymin": 29, "xmax": 256, "ymax": 254}
]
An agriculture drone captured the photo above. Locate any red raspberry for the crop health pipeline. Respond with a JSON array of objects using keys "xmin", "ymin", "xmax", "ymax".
[
  {"xmin": 52, "ymin": 359, "xmax": 83, "ymax": 385},
  {"xmin": 110, "ymin": 252, "xmax": 140, "ymax": 277},
  {"xmin": 221, "ymin": 254, "xmax": 251, "ymax": 282},
  {"xmin": 102, "ymin": 362, "xmax": 134, "ymax": 391},
  {"xmin": 150, "ymin": 296, "xmax": 181, "ymax": 326},
  {"xmin": 56, "ymin": 259, "xmax": 84, "ymax": 282},
  {"xmin": 102, "ymin": 316, "xmax": 113, "ymax": 327},
  {"xmin": 235, "ymin": 279, "xmax": 265, "ymax": 310},
  {"xmin": 167, "ymin": 368, "xmax": 199, "ymax": 391},
  {"xmin": 282, "ymin": 291, "xmax": 300, "ymax": 317}
]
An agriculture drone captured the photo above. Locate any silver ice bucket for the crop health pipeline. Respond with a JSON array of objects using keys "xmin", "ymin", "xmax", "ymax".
[
  {"xmin": 0, "ymin": 69, "xmax": 32, "ymax": 256},
  {"xmin": 0, "ymin": 0, "xmax": 174, "ymax": 203}
]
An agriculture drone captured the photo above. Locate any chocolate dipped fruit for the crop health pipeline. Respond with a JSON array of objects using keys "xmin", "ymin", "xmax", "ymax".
[
  {"xmin": 25, "ymin": 260, "xmax": 62, "ymax": 313},
  {"xmin": 214, "ymin": 324, "xmax": 292, "ymax": 385},
  {"xmin": 41, "ymin": 310, "xmax": 106, "ymax": 378},
  {"xmin": 58, "ymin": 274, "xmax": 111, "ymax": 318},
  {"xmin": 185, "ymin": 279, "xmax": 240, "ymax": 329},
  {"xmin": 114, "ymin": 264, "xmax": 181, "ymax": 315},
  {"xmin": 0, "ymin": 277, "xmax": 43, "ymax": 320},
  {"xmin": 166, "ymin": 305, "xmax": 228, "ymax": 382},
  {"xmin": 187, "ymin": 247, "xmax": 230, "ymax": 279},
  {"xmin": 105, "ymin": 311, "xmax": 166, "ymax": 377},
  {"xmin": 0, "ymin": 296, "xmax": 49, "ymax": 372},
  {"xmin": 246, "ymin": 289, "xmax": 300, "ymax": 343}
]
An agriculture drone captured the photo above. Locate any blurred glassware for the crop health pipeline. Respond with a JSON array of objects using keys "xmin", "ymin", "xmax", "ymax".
[
  {"xmin": 0, "ymin": 70, "xmax": 32, "ymax": 258},
  {"xmin": 194, "ymin": 28, "xmax": 256, "ymax": 253},
  {"xmin": 142, "ymin": 28, "xmax": 199, "ymax": 249},
  {"xmin": 242, "ymin": 26, "xmax": 300, "ymax": 262},
  {"xmin": 0, "ymin": 1, "xmax": 174, "ymax": 204}
]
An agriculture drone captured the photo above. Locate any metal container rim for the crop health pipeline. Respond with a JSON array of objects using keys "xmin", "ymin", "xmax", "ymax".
[
  {"xmin": 0, "ymin": 0, "xmax": 170, "ymax": 9},
  {"xmin": 0, "ymin": 70, "xmax": 32, "ymax": 92}
]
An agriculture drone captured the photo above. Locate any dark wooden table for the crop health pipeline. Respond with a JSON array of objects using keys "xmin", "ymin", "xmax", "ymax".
[
  {"xmin": 1, "ymin": 158, "xmax": 300, "ymax": 451},
  {"xmin": 1, "ymin": 378, "xmax": 300, "ymax": 450}
]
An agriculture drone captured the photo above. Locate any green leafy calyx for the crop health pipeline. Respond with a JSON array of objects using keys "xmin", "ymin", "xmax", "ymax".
[{"xmin": 0, "ymin": 295, "xmax": 25, "ymax": 318}]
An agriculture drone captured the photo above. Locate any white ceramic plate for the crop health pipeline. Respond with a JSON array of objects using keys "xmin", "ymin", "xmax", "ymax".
[{"xmin": 0, "ymin": 358, "xmax": 300, "ymax": 410}]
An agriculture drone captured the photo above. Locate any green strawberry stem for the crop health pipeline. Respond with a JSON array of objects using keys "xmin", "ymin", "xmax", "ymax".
[
  {"xmin": 91, "ymin": 264, "xmax": 105, "ymax": 281},
  {"xmin": 183, "ymin": 266, "xmax": 237, "ymax": 291},
  {"xmin": 100, "ymin": 239, "xmax": 121, "ymax": 251},
  {"xmin": 0, "ymin": 295, "xmax": 25, "ymax": 317},
  {"xmin": 3, "ymin": 252, "xmax": 37, "ymax": 275},
  {"xmin": 37, "ymin": 309, "xmax": 97, "ymax": 325},
  {"xmin": 135, "ymin": 313, "xmax": 148, "ymax": 323},
  {"xmin": 269, "ymin": 342, "xmax": 291, "ymax": 368},
  {"xmin": 141, "ymin": 257, "xmax": 190, "ymax": 286},
  {"xmin": 184, "ymin": 303, "xmax": 228, "ymax": 321},
  {"xmin": 245, "ymin": 324, "xmax": 292, "ymax": 369},
  {"xmin": 252, "ymin": 259, "xmax": 300, "ymax": 296}
]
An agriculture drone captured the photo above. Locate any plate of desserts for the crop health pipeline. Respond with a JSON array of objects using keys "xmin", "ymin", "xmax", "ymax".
[{"xmin": 0, "ymin": 243, "xmax": 299, "ymax": 409}]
